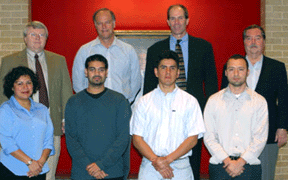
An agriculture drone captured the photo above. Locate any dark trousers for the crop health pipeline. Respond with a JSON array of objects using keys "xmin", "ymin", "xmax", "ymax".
[
  {"xmin": 209, "ymin": 163, "xmax": 261, "ymax": 180},
  {"xmin": 72, "ymin": 176, "xmax": 124, "ymax": 180},
  {"xmin": 189, "ymin": 138, "xmax": 202, "ymax": 180},
  {"xmin": 0, "ymin": 162, "xmax": 46, "ymax": 180}
]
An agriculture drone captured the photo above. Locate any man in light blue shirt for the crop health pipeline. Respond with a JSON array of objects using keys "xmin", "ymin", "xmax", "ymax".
[{"xmin": 72, "ymin": 8, "xmax": 141, "ymax": 104}]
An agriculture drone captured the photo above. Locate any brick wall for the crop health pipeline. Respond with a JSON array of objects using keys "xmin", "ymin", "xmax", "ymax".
[
  {"xmin": 1, "ymin": 0, "xmax": 288, "ymax": 179},
  {"xmin": 265, "ymin": 0, "xmax": 288, "ymax": 179},
  {"xmin": 0, "ymin": 0, "xmax": 28, "ymax": 66}
]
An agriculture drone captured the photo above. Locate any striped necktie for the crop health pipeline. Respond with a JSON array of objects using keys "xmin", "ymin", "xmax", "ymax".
[
  {"xmin": 35, "ymin": 54, "xmax": 49, "ymax": 108},
  {"xmin": 175, "ymin": 40, "xmax": 187, "ymax": 90}
]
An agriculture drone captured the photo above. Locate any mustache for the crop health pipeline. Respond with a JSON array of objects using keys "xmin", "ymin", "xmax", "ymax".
[
  {"xmin": 92, "ymin": 75, "xmax": 102, "ymax": 79},
  {"xmin": 249, "ymin": 44, "xmax": 258, "ymax": 48}
]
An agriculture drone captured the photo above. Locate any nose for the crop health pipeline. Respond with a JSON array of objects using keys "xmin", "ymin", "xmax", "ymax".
[
  {"xmin": 234, "ymin": 69, "xmax": 239, "ymax": 76},
  {"xmin": 35, "ymin": 34, "xmax": 41, "ymax": 40},
  {"xmin": 175, "ymin": 18, "xmax": 179, "ymax": 24},
  {"xmin": 166, "ymin": 68, "xmax": 171, "ymax": 74},
  {"xmin": 102, "ymin": 23, "xmax": 107, "ymax": 28},
  {"xmin": 23, "ymin": 83, "xmax": 28, "ymax": 89}
]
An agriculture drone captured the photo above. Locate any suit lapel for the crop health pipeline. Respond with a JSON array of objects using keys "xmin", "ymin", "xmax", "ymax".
[
  {"xmin": 187, "ymin": 36, "xmax": 196, "ymax": 82},
  {"xmin": 44, "ymin": 50, "xmax": 54, "ymax": 94},
  {"xmin": 18, "ymin": 49, "xmax": 29, "ymax": 66},
  {"xmin": 255, "ymin": 56, "xmax": 270, "ymax": 92}
]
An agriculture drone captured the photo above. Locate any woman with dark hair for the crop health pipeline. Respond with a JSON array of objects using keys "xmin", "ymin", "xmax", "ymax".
[{"xmin": 0, "ymin": 66, "xmax": 54, "ymax": 180}]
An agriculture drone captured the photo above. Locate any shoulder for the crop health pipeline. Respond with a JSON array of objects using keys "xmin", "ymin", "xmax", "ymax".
[
  {"xmin": 67, "ymin": 90, "xmax": 87, "ymax": 103},
  {"xmin": 79, "ymin": 39, "xmax": 97, "ymax": 49},
  {"xmin": 246, "ymin": 88, "xmax": 267, "ymax": 103},
  {"xmin": 264, "ymin": 56, "xmax": 285, "ymax": 67},
  {"xmin": 177, "ymin": 88, "xmax": 198, "ymax": 102},
  {"xmin": 32, "ymin": 101, "xmax": 49, "ymax": 111},
  {"xmin": 207, "ymin": 89, "xmax": 225, "ymax": 102},
  {"xmin": 148, "ymin": 38, "xmax": 169, "ymax": 50},
  {"xmin": 0, "ymin": 100, "xmax": 11, "ymax": 111},
  {"xmin": 188, "ymin": 35, "xmax": 212, "ymax": 47},
  {"xmin": 115, "ymin": 38, "xmax": 133, "ymax": 48},
  {"xmin": 44, "ymin": 50, "xmax": 65, "ymax": 60},
  {"xmin": 1, "ymin": 50, "xmax": 25, "ymax": 62},
  {"xmin": 105, "ymin": 88, "xmax": 128, "ymax": 102}
]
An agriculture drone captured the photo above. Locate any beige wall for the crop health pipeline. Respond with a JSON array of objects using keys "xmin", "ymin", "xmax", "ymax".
[
  {"xmin": 0, "ymin": 0, "xmax": 288, "ymax": 179},
  {"xmin": 265, "ymin": 0, "xmax": 288, "ymax": 179},
  {"xmin": 0, "ymin": 0, "xmax": 28, "ymax": 66}
]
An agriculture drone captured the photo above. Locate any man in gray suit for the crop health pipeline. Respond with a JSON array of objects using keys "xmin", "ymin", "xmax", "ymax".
[{"xmin": 0, "ymin": 21, "xmax": 73, "ymax": 180}]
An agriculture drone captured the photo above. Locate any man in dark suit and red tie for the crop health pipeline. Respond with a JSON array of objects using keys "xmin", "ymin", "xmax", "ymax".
[{"xmin": 143, "ymin": 4, "xmax": 218, "ymax": 180}]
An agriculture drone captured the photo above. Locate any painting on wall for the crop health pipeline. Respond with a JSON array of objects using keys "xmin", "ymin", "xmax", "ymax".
[{"xmin": 115, "ymin": 30, "xmax": 170, "ymax": 99}]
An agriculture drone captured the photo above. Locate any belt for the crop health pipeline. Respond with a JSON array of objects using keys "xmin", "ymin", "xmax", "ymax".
[{"xmin": 229, "ymin": 156, "xmax": 240, "ymax": 160}]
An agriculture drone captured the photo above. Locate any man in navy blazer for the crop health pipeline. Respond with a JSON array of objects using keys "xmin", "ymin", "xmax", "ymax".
[
  {"xmin": 143, "ymin": 4, "xmax": 218, "ymax": 180},
  {"xmin": 221, "ymin": 24, "xmax": 288, "ymax": 180}
]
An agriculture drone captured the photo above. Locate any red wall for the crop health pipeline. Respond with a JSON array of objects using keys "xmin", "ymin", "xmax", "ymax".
[{"xmin": 31, "ymin": 0, "xmax": 261, "ymax": 176}]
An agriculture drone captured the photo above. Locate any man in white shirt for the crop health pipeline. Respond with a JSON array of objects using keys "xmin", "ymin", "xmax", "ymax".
[
  {"xmin": 221, "ymin": 25, "xmax": 288, "ymax": 180},
  {"xmin": 130, "ymin": 50, "xmax": 205, "ymax": 180},
  {"xmin": 72, "ymin": 8, "xmax": 141, "ymax": 104},
  {"xmin": 205, "ymin": 54, "xmax": 268, "ymax": 179}
]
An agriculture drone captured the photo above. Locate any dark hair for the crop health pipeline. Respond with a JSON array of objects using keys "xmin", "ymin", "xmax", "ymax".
[
  {"xmin": 155, "ymin": 50, "xmax": 180, "ymax": 68},
  {"xmin": 93, "ymin": 8, "xmax": 116, "ymax": 23},
  {"xmin": 225, "ymin": 54, "xmax": 249, "ymax": 70},
  {"xmin": 167, "ymin": 4, "xmax": 189, "ymax": 20},
  {"xmin": 243, "ymin": 24, "xmax": 266, "ymax": 40},
  {"xmin": 85, "ymin": 54, "xmax": 108, "ymax": 69},
  {"xmin": 3, "ymin": 66, "xmax": 39, "ymax": 99}
]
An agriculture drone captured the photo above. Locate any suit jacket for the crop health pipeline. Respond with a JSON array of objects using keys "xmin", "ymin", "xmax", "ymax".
[
  {"xmin": 221, "ymin": 56, "xmax": 288, "ymax": 144},
  {"xmin": 144, "ymin": 35, "xmax": 218, "ymax": 110},
  {"xmin": 0, "ymin": 49, "xmax": 73, "ymax": 136}
]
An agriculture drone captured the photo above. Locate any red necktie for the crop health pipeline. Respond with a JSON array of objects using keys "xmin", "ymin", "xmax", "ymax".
[{"xmin": 35, "ymin": 54, "xmax": 49, "ymax": 108}]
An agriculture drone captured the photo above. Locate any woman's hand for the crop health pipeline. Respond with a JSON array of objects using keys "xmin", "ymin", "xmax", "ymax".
[{"xmin": 27, "ymin": 160, "xmax": 43, "ymax": 178}]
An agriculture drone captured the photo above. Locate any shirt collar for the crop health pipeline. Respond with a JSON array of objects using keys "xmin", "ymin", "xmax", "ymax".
[
  {"xmin": 26, "ymin": 48, "xmax": 44, "ymax": 59},
  {"xmin": 224, "ymin": 86, "xmax": 251, "ymax": 100},
  {"xmin": 156, "ymin": 84, "xmax": 179, "ymax": 96},
  {"xmin": 9, "ymin": 95, "xmax": 44, "ymax": 112},
  {"xmin": 170, "ymin": 33, "xmax": 188, "ymax": 44},
  {"xmin": 92, "ymin": 36, "xmax": 118, "ymax": 48},
  {"xmin": 246, "ymin": 54, "xmax": 263, "ymax": 70}
]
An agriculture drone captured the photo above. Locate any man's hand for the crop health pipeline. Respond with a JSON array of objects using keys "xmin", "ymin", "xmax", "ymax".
[
  {"xmin": 27, "ymin": 160, "xmax": 43, "ymax": 178},
  {"xmin": 62, "ymin": 122, "xmax": 65, "ymax": 134},
  {"xmin": 152, "ymin": 157, "xmax": 174, "ymax": 179},
  {"xmin": 86, "ymin": 163, "xmax": 108, "ymax": 179},
  {"xmin": 275, "ymin": 129, "xmax": 287, "ymax": 147},
  {"xmin": 224, "ymin": 158, "xmax": 245, "ymax": 178}
]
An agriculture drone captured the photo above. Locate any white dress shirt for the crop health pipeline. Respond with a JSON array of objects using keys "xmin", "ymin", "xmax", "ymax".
[
  {"xmin": 204, "ymin": 87, "xmax": 268, "ymax": 165},
  {"xmin": 130, "ymin": 86, "xmax": 205, "ymax": 158}
]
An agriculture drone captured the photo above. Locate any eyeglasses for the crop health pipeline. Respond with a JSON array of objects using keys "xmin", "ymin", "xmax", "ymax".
[{"xmin": 28, "ymin": 33, "xmax": 46, "ymax": 38}]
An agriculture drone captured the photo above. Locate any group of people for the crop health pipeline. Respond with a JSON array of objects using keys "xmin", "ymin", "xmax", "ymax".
[{"xmin": 0, "ymin": 3, "xmax": 287, "ymax": 180}]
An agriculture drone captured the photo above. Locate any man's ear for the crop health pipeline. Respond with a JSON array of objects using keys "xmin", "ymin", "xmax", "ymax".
[
  {"xmin": 154, "ymin": 68, "xmax": 158, "ymax": 78},
  {"xmin": 85, "ymin": 68, "xmax": 88, "ymax": 78}
]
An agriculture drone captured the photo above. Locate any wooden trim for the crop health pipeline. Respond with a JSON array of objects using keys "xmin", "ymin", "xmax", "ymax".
[
  {"xmin": 28, "ymin": 0, "xmax": 32, "ymax": 22},
  {"xmin": 260, "ymin": 0, "xmax": 265, "ymax": 29}
]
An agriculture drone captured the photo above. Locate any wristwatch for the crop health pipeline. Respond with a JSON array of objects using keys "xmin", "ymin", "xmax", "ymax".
[{"xmin": 26, "ymin": 159, "xmax": 33, "ymax": 166}]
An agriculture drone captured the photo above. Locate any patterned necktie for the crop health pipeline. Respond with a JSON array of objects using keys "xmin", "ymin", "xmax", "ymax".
[
  {"xmin": 35, "ymin": 54, "xmax": 49, "ymax": 108},
  {"xmin": 175, "ymin": 39, "xmax": 187, "ymax": 91}
]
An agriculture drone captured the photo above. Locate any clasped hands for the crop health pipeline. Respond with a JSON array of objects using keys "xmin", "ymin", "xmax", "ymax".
[
  {"xmin": 86, "ymin": 162, "xmax": 108, "ymax": 179},
  {"xmin": 27, "ymin": 159, "xmax": 45, "ymax": 178},
  {"xmin": 152, "ymin": 156, "xmax": 174, "ymax": 179},
  {"xmin": 223, "ymin": 157, "xmax": 246, "ymax": 178}
]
